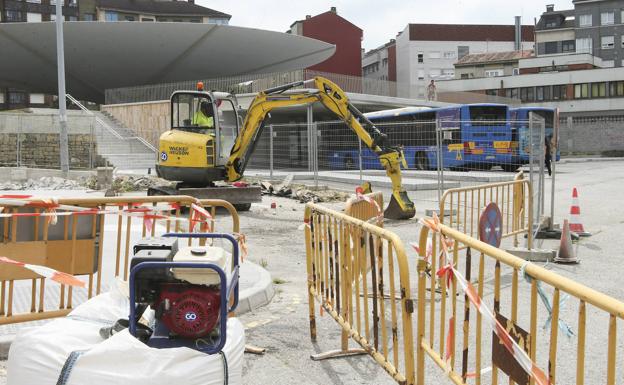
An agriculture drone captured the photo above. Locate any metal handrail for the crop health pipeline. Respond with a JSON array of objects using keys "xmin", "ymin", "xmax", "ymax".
[{"xmin": 66, "ymin": 94, "xmax": 156, "ymax": 152}]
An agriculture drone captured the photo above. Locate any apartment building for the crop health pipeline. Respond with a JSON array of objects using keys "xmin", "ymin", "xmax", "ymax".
[
  {"xmin": 0, "ymin": 0, "xmax": 230, "ymax": 110},
  {"xmin": 394, "ymin": 23, "xmax": 534, "ymax": 98},
  {"xmin": 288, "ymin": 7, "xmax": 363, "ymax": 77},
  {"xmin": 362, "ymin": 39, "xmax": 396, "ymax": 81},
  {"xmin": 437, "ymin": 1, "xmax": 624, "ymax": 116}
]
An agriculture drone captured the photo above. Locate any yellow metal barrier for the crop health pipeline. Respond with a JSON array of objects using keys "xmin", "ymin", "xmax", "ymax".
[
  {"xmin": 416, "ymin": 221, "xmax": 624, "ymax": 385},
  {"xmin": 0, "ymin": 196, "xmax": 239, "ymax": 326},
  {"xmin": 305, "ymin": 202, "xmax": 415, "ymax": 384},
  {"xmin": 439, "ymin": 172, "xmax": 533, "ymax": 249},
  {"xmin": 344, "ymin": 191, "xmax": 384, "ymax": 227}
]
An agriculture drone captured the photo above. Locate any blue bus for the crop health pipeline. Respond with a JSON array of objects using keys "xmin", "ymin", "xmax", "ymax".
[
  {"xmin": 327, "ymin": 104, "xmax": 511, "ymax": 171},
  {"xmin": 508, "ymin": 107, "xmax": 559, "ymax": 171}
]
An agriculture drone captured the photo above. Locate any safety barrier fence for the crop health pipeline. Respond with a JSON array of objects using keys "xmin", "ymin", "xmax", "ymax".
[
  {"xmin": 439, "ymin": 172, "xmax": 533, "ymax": 250},
  {"xmin": 306, "ymin": 200, "xmax": 624, "ymax": 385},
  {"xmin": 304, "ymin": 203, "xmax": 415, "ymax": 384},
  {"xmin": 344, "ymin": 191, "xmax": 384, "ymax": 227},
  {"xmin": 0, "ymin": 196, "xmax": 239, "ymax": 326},
  {"xmin": 416, "ymin": 221, "xmax": 624, "ymax": 385}
]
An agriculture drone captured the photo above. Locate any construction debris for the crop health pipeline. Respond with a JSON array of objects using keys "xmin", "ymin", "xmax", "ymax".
[
  {"xmin": 108, "ymin": 175, "xmax": 173, "ymax": 193},
  {"xmin": 0, "ymin": 176, "xmax": 83, "ymax": 191},
  {"xmin": 259, "ymin": 177, "xmax": 350, "ymax": 204}
]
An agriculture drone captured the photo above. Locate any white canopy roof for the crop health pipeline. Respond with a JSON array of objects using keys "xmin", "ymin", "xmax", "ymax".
[{"xmin": 0, "ymin": 22, "xmax": 335, "ymax": 103}]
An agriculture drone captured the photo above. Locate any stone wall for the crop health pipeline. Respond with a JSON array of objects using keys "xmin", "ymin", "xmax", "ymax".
[
  {"xmin": 0, "ymin": 112, "xmax": 97, "ymax": 169},
  {"xmin": 101, "ymin": 101, "xmax": 169, "ymax": 149},
  {"xmin": 559, "ymin": 116, "xmax": 624, "ymax": 156}
]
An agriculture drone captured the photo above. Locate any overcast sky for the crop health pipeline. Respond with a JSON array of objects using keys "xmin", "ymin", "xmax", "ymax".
[{"xmin": 197, "ymin": 0, "xmax": 573, "ymax": 51}]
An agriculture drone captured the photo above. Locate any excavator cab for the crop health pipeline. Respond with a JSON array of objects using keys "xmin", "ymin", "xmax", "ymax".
[{"xmin": 157, "ymin": 84, "xmax": 240, "ymax": 186}]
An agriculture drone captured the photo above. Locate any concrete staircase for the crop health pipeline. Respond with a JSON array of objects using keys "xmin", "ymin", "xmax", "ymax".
[{"xmin": 92, "ymin": 110, "xmax": 157, "ymax": 170}]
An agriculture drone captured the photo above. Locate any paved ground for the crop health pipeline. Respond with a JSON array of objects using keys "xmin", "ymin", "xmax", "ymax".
[{"xmin": 2, "ymin": 160, "xmax": 624, "ymax": 384}]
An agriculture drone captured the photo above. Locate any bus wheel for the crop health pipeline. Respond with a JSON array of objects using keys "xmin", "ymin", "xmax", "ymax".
[
  {"xmin": 502, "ymin": 164, "xmax": 520, "ymax": 172},
  {"xmin": 415, "ymin": 152, "xmax": 429, "ymax": 170},
  {"xmin": 344, "ymin": 156, "xmax": 355, "ymax": 170}
]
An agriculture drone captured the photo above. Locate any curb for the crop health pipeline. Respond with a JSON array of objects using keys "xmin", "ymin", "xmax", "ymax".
[
  {"xmin": 0, "ymin": 334, "xmax": 13, "ymax": 360},
  {"xmin": 559, "ymin": 157, "xmax": 624, "ymax": 164},
  {"xmin": 235, "ymin": 261, "xmax": 275, "ymax": 316}
]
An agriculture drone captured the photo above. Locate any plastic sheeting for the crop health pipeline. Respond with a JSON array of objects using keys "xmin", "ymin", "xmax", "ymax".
[{"xmin": 7, "ymin": 282, "xmax": 244, "ymax": 385}]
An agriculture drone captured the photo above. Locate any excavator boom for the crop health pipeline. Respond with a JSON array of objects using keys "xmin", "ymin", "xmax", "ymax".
[{"xmin": 226, "ymin": 77, "xmax": 415, "ymax": 220}]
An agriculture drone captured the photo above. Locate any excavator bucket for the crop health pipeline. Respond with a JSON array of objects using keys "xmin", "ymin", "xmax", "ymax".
[{"xmin": 384, "ymin": 190, "xmax": 416, "ymax": 220}]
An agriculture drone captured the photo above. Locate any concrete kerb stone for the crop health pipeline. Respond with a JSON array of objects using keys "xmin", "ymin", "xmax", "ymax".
[{"xmin": 0, "ymin": 261, "xmax": 274, "ymax": 358}]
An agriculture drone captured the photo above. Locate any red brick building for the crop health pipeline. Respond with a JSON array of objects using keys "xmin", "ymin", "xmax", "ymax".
[{"xmin": 289, "ymin": 7, "xmax": 363, "ymax": 77}]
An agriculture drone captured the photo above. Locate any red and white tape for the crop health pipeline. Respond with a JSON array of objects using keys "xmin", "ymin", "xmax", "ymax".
[
  {"xmin": 0, "ymin": 256, "xmax": 85, "ymax": 288},
  {"xmin": 420, "ymin": 214, "xmax": 549, "ymax": 385}
]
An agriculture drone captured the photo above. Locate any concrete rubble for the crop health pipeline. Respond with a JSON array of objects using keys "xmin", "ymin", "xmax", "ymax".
[
  {"xmin": 0, "ymin": 176, "xmax": 84, "ymax": 191},
  {"xmin": 259, "ymin": 175, "xmax": 350, "ymax": 203}
]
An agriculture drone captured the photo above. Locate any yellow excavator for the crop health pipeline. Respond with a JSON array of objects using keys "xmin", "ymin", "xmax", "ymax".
[{"xmin": 150, "ymin": 77, "xmax": 415, "ymax": 220}]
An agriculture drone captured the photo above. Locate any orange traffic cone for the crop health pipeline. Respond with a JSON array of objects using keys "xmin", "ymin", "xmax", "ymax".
[
  {"xmin": 569, "ymin": 188, "xmax": 591, "ymax": 237},
  {"xmin": 554, "ymin": 219, "xmax": 579, "ymax": 264}
]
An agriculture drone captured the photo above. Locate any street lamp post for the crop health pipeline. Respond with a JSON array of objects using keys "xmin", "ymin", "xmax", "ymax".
[{"xmin": 55, "ymin": 0, "xmax": 69, "ymax": 173}]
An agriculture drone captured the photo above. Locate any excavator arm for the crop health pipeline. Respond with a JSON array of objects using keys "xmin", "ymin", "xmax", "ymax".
[{"xmin": 225, "ymin": 77, "xmax": 415, "ymax": 220}]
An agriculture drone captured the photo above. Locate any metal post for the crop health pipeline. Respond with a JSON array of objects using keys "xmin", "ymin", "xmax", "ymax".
[
  {"xmin": 269, "ymin": 124, "xmax": 274, "ymax": 180},
  {"xmin": 16, "ymin": 115, "xmax": 21, "ymax": 167},
  {"xmin": 307, "ymin": 105, "xmax": 313, "ymax": 172},
  {"xmin": 539, "ymin": 117, "xmax": 545, "ymax": 217},
  {"xmin": 528, "ymin": 113, "xmax": 535, "ymax": 236},
  {"xmin": 358, "ymin": 139, "xmax": 363, "ymax": 181},
  {"xmin": 435, "ymin": 118, "xmax": 443, "ymax": 204},
  {"xmin": 314, "ymin": 123, "xmax": 319, "ymax": 189},
  {"xmin": 549, "ymin": 110, "xmax": 560, "ymax": 230},
  {"xmin": 55, "ymin": 1, "xmax": 69, "ymax": 173}
]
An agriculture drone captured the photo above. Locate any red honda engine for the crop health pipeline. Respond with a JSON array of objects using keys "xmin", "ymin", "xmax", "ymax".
[{"xmin": 157, "ymin": 284, "xmax": 221, "ymax": 339}]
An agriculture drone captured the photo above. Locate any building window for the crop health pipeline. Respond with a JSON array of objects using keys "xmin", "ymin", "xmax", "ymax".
[
  {"xmin": 545, "ymin": 41, "xmax": 558, "ymax": 54},
  {"xmin": 485, "ymin": 90, "xmax": 497, "ymax": 96},
  {"xmin": 579, "ymin": 14, "xmax": 592, "ymax": 27},
  {"xmin": 441, "ymin": 69, "xmax": 454, "ymax": 77},
  {"xmin": 68, "ymin": 15, "xmax": 77, "ymax": 21},
  {"xmin": 29, "ymin": 93, "xmax": 44, "ymax": 104},
  {"xmin": 460, "ymin": 74, "xmax": 469, "ymax": 79},
  {"xmin": 485, "ymin": 69, "xmax": 503, "ymax": 77},
  {"xmin": 574, "ymin": 83, "xmax": 589, "ymax": 99},
  {"xmin": 125, "ymin": 16, "xmax": 135, "ymax": 21},
  {"xmin": 601, "ymin": 36, "xmax": 615, "ymax": 49},
  {"xmin": 5, "ymin": 10, "xmax": 24, "ymax": 22},
  {"xmin": 190, "ymin": 18, "xmax": 201, "ymax": 23},
  {"xmin": 536, "ymin": 86, "xmax": 546, "ymax": 101},
  {"xmin": 417, "ymin": 69, "xmax": 424, "ymax": 80},
  {"xmin": 26, "ymin": 0, "xmax": 41, "ymax": 3},
  {"xmin": 429, "ymin": 68, "xmax": 441, "ymax": 78},
  {"xmin": 382, "ymin": 58, "xmax": 388, "ymax": 67},
  {"xmin": 552, "ymin": 85, "xmax": 567, "ymax": 100},
  {"xmin": 417, "ymin": 53, "xmax": 423, "ymax": 63},
  {"xmin": 26, "ymin": 12, "xmax": 42, "ymax": 22},
  {"xmin": 428, "ymin": 51, "xmax": 441, "ymax": 59},
  {"xmin": 68, "ymin": 0, "xmax": 77, "ymax": 7},
  {"xmin": 591, "ymin": 82, "xmax": 607, "ymax": 98},
  {"xmin": 520, "ymin": 87, "xmax": 534, "ymax": 102},
  {"xmin": 141, "ymin": 17, "xmax": 154, "ymax": 22},
  {"xmin": 601, "ymin": 11, "xmax": 615, "ymax": 25},
  {"xmin": 603, "ymin": 60, "xmax": 615, "ymax": 68},
  {"xmin": 545, "ymin": 18, "xmax": 558, "ymax": 28},
  {"xmin": 105, "ymin": 11, "xmax": 118, "ymax": 22},
  {"xmin": 83, "ymin": 13, "xmax": 95, "ymax": 21},
  {"xmin": 457, "ymin": 46, "xmax": 469, "ymax": 60},
  {"xmin": 562, "ymin": 40, "xmax": 575, "ymax": 53},
  {"xmin": 576, "ymin": 37, "xmax": 592, "ymax": 54},
  {"xmin": 8, "ymin": 91, "xmax": 27, "ymax": 105},
  {"xmin": 512, "ymin": 68, "xmax": 520, "ymax": 75},
  {"xmin": 443, "ymin": 51, "xmax": 456, "ymax": 59},
  {"xmin": 610, "ymin": 81, "xmax": 624, "ymax": 97}
]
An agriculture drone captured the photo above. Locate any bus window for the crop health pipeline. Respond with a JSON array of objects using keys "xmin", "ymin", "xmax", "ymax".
[{"xmin": 469, "ymin": 106, "xmax": 507, "ymax": 126}]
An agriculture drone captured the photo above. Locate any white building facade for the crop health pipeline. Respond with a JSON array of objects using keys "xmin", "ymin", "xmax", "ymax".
[{"xmin": 395, "ymin": 23, "xmax": 534, "ymax": 99}]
